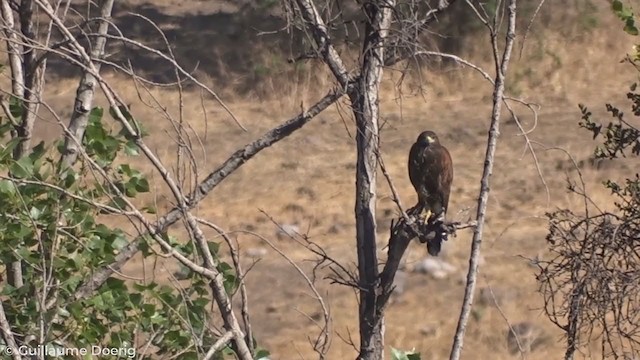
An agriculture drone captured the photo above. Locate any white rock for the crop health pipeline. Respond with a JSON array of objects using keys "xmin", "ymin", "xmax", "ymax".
[
  {"xmin": 245, "ymin": 247, "xmax": 267, "ymax": 258},
  {"xmin": 412, "ymin": 258, "xmax": 456, "ymax": 279}
]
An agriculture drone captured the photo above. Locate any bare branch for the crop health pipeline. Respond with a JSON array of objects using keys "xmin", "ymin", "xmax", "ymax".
[
  {"xmin": 293, "ymin": 0, "xmax": 351, "ymax": 87},
  {"xmin": 203, "ymin": 331, "xmax": 234, "ymax": 360},
  {"xmin": 195, "ymin": 218, "xmax": 255, "ymax": 355},
  {"xmin": 450, "ymin": 1, "xmax": 519, "ymax": 359},
  {"xmin": 383, "ymin": 0, "xmax": 460, "ymax": 67},
  {"xmin": 183, "ymin": 213, "xmax": 252, "ymax": 360},
  {"xmin": 377, "ymin": 215, "xmax": 476, "ymax": 317},
  {"xmin": 74, "ymin": 85, "xmax": 348, "ymax": 300},
  {"xmin": 246, "ymin": 230, "xmax": 331, "ymax": 359},
  {"xmin": 59, "ymin": 0, "xmax": 114, "ymax": 168},
  {"xmin": 0, "ymin": 0, "xmax": 24, "ymax": 98}
]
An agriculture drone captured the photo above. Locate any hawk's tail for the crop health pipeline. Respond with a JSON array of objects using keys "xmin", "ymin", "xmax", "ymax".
[
  {"xmin": 427, "ymin": 231, "xmax": 448, "ymax": 256},
  {"xmin": 426, "ymin": 217, "xmax": 448, "ymax": 256}
]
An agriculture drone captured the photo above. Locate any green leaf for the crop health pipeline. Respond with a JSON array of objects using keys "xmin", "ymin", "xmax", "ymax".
[
  {"xmin": 0, "ymin": 137, "xmax": 21, "ymax": 162},
  {"xmin": 613, "ymin": 0, "xmax": 623, "ymax": 12},
  {"xmin": 124, "ymin": 140, "xmax": 139, "ymax": 156},
  {"xmin": 624, "ymin": 19, "xmax": 639, "ymax": 35},
  {"xmin": 611, "ymin": 0, "xmax": 622, "ymax": 12},
  {"xmin": 142, "ymin": 205, "xmax": 157, "ymax": 214},
  {"xmin": 10, "ymin": 156, "xmax": 34, "ymax": 178},
  {"xmin": 105, "ymin": 197, "xmax": 127, "ymax": 211},
  {"xmin": 109, "ymin": 105, "xmax": 134, "ymax": 123},
  {"xmin": 112, "ymin": 233, "xmax": 129, "ymax": 251},
  {"xmin": 29, "ymin": 206, "xmax": 42, "ymax": 220},
  {"xmin": 89, "ymin": 106, "xmax": 104, "ymax": 123},
  {"xmin": 0, "ymin": 179, "xmax": 16, "ymax": 195},
  {"xmin": 9, "ymin": 96, "xmax": 23, "ymax": 119},
  {"xmin": 28, "ymin": 141, "xmax": 46, "ymax": 162},
  {"xmin": 255, "ymin": 348, "xmax": 270, "ymax": 359},
  {"xmin": 208, "ymin": 241, "xmax": 220, "ymax": 256},
  {"xmin": 124, "ymin": 181, "xmax": 138, "ymax": 197},
  {"xmin": 391, "ymin": 347, "xmax": 421, "ymax": 360},
  {"xmin": 134, "ymin": 177, "xmax": 149, "ymax": 193},
  {"xmin": 118, "ymin": 163, "xmax": 132, "ymax": 176}
]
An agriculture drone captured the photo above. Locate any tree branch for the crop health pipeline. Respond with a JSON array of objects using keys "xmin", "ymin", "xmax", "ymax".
[
  {"xmin": 59, "ymin": 0, "xmax": 114, "ymax": 168},
  {"xmin": 383, "ymin": 0, "xmax": 460, "ymax": 67},
  {"xmin": 203, "ymin": 331, "xmax": 234, "ymax": 360},
  {"xmin": 183, "ymin": 213, "xmax": 253, "ymax": 360},
  {"xmin": 449, "ymin": 1, "xmax": 518, "ymax": 359},
  {"xmin": 377, "ymin": 216, "xmax": 476, "ymax": 316},
  {"xmin": 74, "ymin": 86, "xmax": 350, "ymax": 300},
  {"xmin": 293, "ymin": 0, "xmax": 351, "ymax": 87}
]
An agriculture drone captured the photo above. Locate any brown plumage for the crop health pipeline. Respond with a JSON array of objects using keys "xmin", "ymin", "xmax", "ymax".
[
  {"xmin": 408, "ymin": 130, "xmax": 454, "ymax": 223},
  {"xmin": 408, "ymin": 131, "xmax": 454, "ymax": 256}
]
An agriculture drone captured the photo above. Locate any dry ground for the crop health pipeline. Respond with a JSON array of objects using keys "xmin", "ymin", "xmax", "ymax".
[{"xmin": 24, "ymin": 1, "xmax": 640, "ymax": 359}]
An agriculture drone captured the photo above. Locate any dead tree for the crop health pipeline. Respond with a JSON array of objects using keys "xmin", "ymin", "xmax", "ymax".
[{"xmin": 537, "ymin": 67, "xmax": 640, "ymax": 359}]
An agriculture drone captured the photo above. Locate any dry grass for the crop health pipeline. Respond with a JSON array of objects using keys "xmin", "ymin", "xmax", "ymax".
[{"xmin": 20, "ymin": 1, "xmax": 640, "ymax": 359}]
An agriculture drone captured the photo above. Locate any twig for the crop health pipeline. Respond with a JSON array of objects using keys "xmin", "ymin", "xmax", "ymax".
[
  {"xmin": 292, "ymin": 0, "xmax": 351, "ymax": 87},
  {"xmin": 244, "ymin": 230, "xmax": 331, "ymax": 359},
  {"xmin": 376, "ymin": 149, "xmax": 412, "ymax": 225}
]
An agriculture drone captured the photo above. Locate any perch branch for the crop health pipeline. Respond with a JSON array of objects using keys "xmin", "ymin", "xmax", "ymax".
[{"xmin": 377, "ymin": 216, "xmax": 476, "ymax": 315}]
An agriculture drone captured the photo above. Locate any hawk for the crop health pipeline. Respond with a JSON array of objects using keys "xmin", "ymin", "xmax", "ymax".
[{"xmin": 408, "ymin": 130, "xmax": 454, "ymax": 255}]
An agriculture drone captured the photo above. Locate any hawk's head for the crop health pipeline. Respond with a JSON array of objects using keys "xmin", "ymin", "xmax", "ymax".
[{"xmin": 415, "ymin": 131, "xmax": 440, "ymax": 146}]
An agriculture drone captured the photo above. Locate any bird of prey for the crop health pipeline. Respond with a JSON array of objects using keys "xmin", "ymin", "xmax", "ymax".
[{"xmin": 408, "ymin": 130, "xmax": 454, "ymax": 255}]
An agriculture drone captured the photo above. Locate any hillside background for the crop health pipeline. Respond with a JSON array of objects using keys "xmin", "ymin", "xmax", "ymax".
[{"xmin": 34, "ymin": 0, "xmax": 640, "ymax": 359}]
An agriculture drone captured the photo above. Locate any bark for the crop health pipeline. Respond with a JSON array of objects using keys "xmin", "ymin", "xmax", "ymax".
[
  {"xmin": 60, "ymin": 0, "xmax": 115, "ymax": 168},
  {"xmin": 449, "ymin": 1, "xmax": 518, "ymax": 359},
  {"xmin": 351, "ymin": 1, "xmax": 395, "ymax": 359},
  {"xmin": 0, "ymin": 0, "xmax": 24, "ymax": 98},
  {"xmin": 14, "ymin": 0, "xmax": 39, "ymax": 160}
]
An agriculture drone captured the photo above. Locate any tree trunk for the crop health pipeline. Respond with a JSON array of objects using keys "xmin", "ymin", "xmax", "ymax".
[{"xmin": 352, "ymin": 1, "xmax": 395, "ymax": 359}]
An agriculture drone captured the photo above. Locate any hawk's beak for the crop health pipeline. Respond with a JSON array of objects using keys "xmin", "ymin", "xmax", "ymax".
[{"xmin": 426, "ymin": 136, "xmax": 435, "ymax": 144}]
